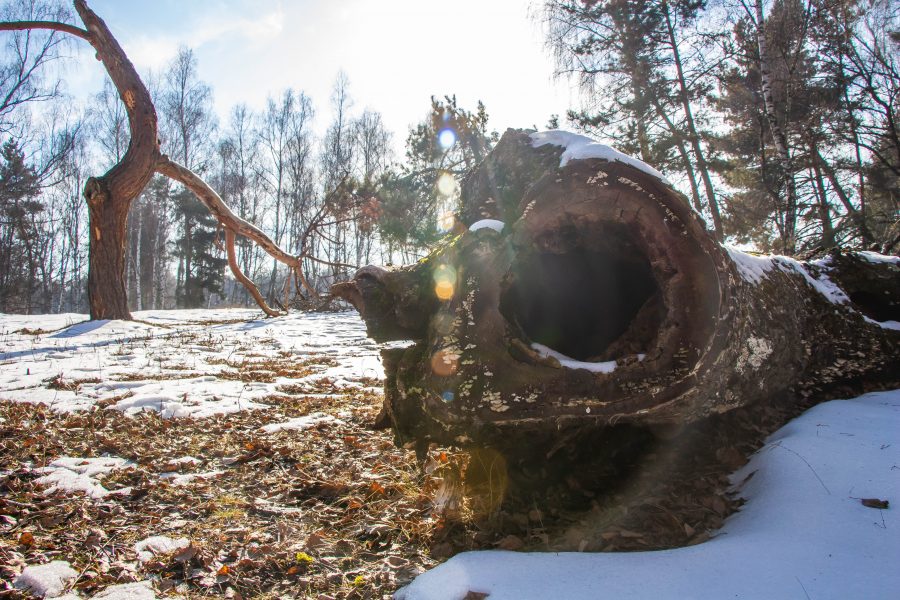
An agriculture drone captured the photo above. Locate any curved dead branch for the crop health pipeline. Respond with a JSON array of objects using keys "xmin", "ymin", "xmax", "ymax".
[
  {"xmin": 224, "ymin": 230, "xmax": 280, "ymax": 317},
  {"xmin": 156, "ymin": 155, "xmax": 317, "ymax": 307}
]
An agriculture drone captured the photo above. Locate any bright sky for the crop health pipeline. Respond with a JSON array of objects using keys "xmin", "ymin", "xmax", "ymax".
[{"xmin": 66, "ymin": 0, "xmax": 578, "ymax": 153}]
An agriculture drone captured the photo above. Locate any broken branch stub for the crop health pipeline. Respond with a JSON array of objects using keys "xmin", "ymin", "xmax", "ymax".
[{"xmin": 334, "ymin": 129, "xmax": 900, "ymax": 453}]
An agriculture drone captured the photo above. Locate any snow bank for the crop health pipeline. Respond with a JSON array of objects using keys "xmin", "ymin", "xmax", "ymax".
[
  {"xmin": 13, "ymin": 561, "xmax": 78, "ymax": 597},
  {"xmin": 397, "ymin": 389, "xmax": 900, "ymax": 600},
  {"xmin": 857, "ymin": 250, "xmax": 900, "ymax": 265},
  {"xmin": 0, "ymin": 309, "xmax": 383, "ymax": 417},
  {"xmin": 725, "ymin": 246, "xmax": 775, "ymax": 284},
  {"xmin": 726, "ymin": 246, "xmax": 851, "ymax": 304},
  {"xmin": 530, "ymin": 130, "xmax": 670, "ymax": 185},
  {"xmin": 469, "ymin": 219, "xmax": 505, "ymax": 233}
]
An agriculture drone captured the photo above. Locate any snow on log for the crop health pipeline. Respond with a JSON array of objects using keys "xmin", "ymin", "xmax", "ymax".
[{"xmin": 333, "ymin": 129, "xmax": 900, "ymax": 455}]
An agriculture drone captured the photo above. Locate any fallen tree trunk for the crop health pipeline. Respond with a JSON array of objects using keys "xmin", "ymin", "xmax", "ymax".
[{"xmin": 334, "ymin": 130, "xmax": 900, "ymax": 462}]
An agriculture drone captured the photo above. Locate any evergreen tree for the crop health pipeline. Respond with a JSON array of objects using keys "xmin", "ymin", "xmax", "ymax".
[
  {"xmin": 377, "ymin": 96, "xmax": 497, "ymax": 260},
  {"xmin": 544, "ymin": 0, "xmax": 725, "ymax": 238},
  {"xmin": 171, "ymin": 186, "xmax": 227, "ymax": 308},
  {"xmin": 159, "ymin": 47, "xmax": 223, "ymax": 308},
  {"xmin": 0, "ymin": 138, "xmax": 42, "ymax": 312}
]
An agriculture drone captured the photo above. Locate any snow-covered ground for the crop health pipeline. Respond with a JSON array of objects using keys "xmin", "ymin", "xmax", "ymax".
[
  {"xmin": 399, "ymin": 390, "xmax": 900, "ymax": 599},
  {"xmin": 0, "ymin": 308, "xmax": 384, "ymax": 417},
  {"xmin": 2, "ymin": 309, "xmax": 898, "ymax": 599}
]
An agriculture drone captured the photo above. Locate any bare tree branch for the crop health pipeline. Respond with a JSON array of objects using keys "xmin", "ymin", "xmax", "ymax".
[
  {"xmin": 0, "ymin": 21, "xmax": 90, "ymax": 41},
  {"xmin": 225, "ymin": 229, "xmax": 280, "ymax": 317},
  {"xmin": 156, "ymin": 155, "xmax": 319, "ymax": 303}
]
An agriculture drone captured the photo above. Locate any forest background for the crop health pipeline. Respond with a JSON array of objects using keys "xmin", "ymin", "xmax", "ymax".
[{"xmin": 0, "ymin": 0, "xmax": 897, "ymax": 315}]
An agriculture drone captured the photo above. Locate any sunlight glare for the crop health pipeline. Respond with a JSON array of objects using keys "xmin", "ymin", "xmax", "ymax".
[
  {"xmin": 436, "ymin": 172, "xmax": 459, "ymax": 198},
  {"xmin": 437, "ymin": 210, "xmax": 457, "ymax": 233},
  {"xmin": 438, "ymin": 128, "xmax": 457, "ymax": 150},
  {"xmin": 435, "ymin": 280, "xmax": 454, "ymax": 300},
  {"xmin": 430, "ymin": 350, "xmax": 459, "ymax": 377}
]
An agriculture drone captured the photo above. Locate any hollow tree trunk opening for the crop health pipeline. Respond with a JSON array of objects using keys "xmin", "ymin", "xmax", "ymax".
[
  {"xmin": 333, "ymin": 129, "xmax": 900, "ymax": 474},
  {"xmin": 500, "ymin": 222, "xmax": 663, "ymax": 362}
]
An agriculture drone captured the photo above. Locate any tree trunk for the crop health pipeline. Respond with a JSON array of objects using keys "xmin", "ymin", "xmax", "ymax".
[
  {"xmin": 754, "ymin": 0, "xmax": 798, "ymax": 253},
  {"xmin": 334, "ymin": 129, "xmax": 900, "ymax": 463},
  {"xmin": 661, "ymin": 0, "xmax": 723, "ymax": 240},
  {"xmin": 85, "ymin": 177, "xmax": 132, "ymax": 319}
]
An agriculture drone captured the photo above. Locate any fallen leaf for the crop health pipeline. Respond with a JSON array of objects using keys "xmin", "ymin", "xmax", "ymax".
[
  {"xmin": 174, "ymin": 543, "xmax": 199, "ymax": 563},
  {"xmin": 861, "ymin": 498, "xmax": 889, "ymax": 509},
  {"xmin": 18, "ymin": 531, "xmax": 34, "ymax": 547},
  {"xmin": 304, "ymin": 532, "xmax": 326, "ymax": 550}
]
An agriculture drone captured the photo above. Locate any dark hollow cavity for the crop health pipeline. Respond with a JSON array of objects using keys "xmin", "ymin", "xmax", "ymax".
[{"xmin": 501, "ymin": 223, "xmax": 663, "ymax": 362}]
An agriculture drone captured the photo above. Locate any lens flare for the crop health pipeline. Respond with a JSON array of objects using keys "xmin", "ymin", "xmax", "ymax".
[
  {"xmin": 437, "ymin": 211, "xmax": 456, "ymax": 233},
  {"xmin": 430, "ymin": 350, "xmax": 459, "ymax": 377},
  {"xmin": 465, "ymin": 447, "xmax": 508, "ymax": 517},
  {"xmin": 435, "ymin": 280, "xmax": 454, "ymax": 300},
  {"xmin": 438, "ymin": 128, "xmax": 457, "ymax": 150},
  {"xmin": 433, "ymin": 264, "xmax": 457, "ymax": 300},
  {"xmin": 436, "ymin": 172, "xmax": 459, "ymax": 198}
]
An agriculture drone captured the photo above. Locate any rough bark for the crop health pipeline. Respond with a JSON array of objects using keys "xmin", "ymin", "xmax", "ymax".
[{"xmin": 333, "ymin": 129, "xmax": 900, "ymax": 461}]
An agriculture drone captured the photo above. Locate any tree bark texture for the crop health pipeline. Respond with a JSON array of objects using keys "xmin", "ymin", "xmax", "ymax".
[
  {"xmin": 67, "ymin": 0, "xmax": 161, "ymax": 319},
  {"xmin": 333, "ymin": 129, "xmax": 900, "ymax": 456}
]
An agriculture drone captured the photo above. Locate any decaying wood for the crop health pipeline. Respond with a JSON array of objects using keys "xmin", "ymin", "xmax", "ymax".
[{"xmin": 333, "ymin": 130, "xmax": 900, "ymax": 461}]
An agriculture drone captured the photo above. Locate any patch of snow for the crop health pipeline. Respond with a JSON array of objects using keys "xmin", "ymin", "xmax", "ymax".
[
  {"xmin": 159, "ymin": 470, "xmax": 223, "ymax": 485},
  {"xmin": 857, "ymin": 250, "xmax": 899, "ymax": 265},
  {"xmin": 531, "ymin": 343, "xmax": 616, "ymax": 374},
  {"xmin": 776, "ymin": 255, "xmax": 850, "ymax": 304},
  {"xmin": 0, "ymin": 309, "xmax": 382, "ymax": 417},
  {"xmin": 864, "ymin": 316, "xmax": 900, "ymax": 331},
  {"xmin": 91, "ymin": 581, "xmax": 158, "ymax": 600},
  {"xmin": 134, "ymin": 536, "xmax": 190, "ymax": 562},
  {"xmin": 261, "ymin": 412, "xmax": 344, "ymax": 433},
  {"xmin": 469, "ymin": 219, "xmax": 505, "ymax": 233},
  {"xmin": 725, "ymin": 246, "xmax": 776, "ymax": 284},
  {"xmin": 530, "ymin": 130, "xmax": 670, "ymax": 185},
  {"xmin": 112, "ymin": 396, "xmax": 190, "ymax": 419},
  {"xmin": 35, "ymin": 456, "xmax": 132, "ymax": 499},
  {"xmin": 13, "ymin": 561, "xmax": 78, "ymax": 597},
  {"xmin": 397, "ymin": 389, "xmax": 900, "ymax": 600},
  {"xmin": 726, "ymin": 246, "xmax": 851, "ymax": 304}
]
